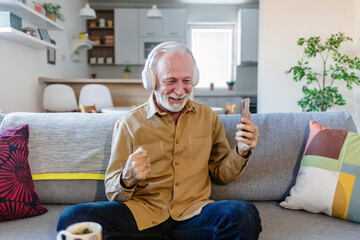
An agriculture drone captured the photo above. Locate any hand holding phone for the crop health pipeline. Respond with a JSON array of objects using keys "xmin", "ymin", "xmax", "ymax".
[{"xmin": 238, "ymin": 98, "xmax": 250, "ymax": 151}]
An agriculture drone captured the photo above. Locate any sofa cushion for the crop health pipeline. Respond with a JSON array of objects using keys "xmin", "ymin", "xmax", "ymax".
[
  {"xmin": 0, "ymin": 124, "xmax": 47, "ymax": 222},
  {"xmin": 0, "ymin": 204, "xmax": 68, "ymax": 240},
  {"xmin": 280, "ymin": 120, "xmax": 360, "ymax": 223},
  {"xmin": 254, "ymin": 201, "xmax": 360, "ymax": 240}
]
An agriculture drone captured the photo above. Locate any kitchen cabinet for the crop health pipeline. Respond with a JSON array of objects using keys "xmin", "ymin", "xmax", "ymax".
[
  {"xmin": 138, "ymin": 9, "xmax": 161, "ymax": 37},
  {"xmin": 239, "ymin": 9, "xmax": 258, "ymax": 64},
  {"xmin": 87, "ymin": 9, "xmax": 115, "ymax": 65},
  {"xmin": 0, "ymin": 0, "xmax": 63, "ymax": 50},
  {"xmin": 114, "ymin": 9, "xmax": 138, "ymax": 64},
  {"xmin": 138, "ymin": 36, "xmax": 185, "ymax": 64},
  {"xmin": 138, "ymin": 8, "xmax": 187, "ymax": 37},
  {"xmin": 114, "ymin": 8, "xmax": 187, "ymax": 65},
  {"xmin": 162, "ymin": 9, "xmax": 187, "ymax": 37}
]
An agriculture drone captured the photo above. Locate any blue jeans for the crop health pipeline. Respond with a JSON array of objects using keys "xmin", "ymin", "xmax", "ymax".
[{"xmin": 57, "ymin": 200, "xmax": 261, "ymax": 240}]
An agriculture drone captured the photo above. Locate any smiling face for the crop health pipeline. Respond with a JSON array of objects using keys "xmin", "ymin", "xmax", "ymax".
[{"xmin": 154, "ymin": 52, "xmax": 194, "ymax": 114}]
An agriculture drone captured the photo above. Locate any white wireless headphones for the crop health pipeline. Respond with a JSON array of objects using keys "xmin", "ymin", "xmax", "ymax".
[{"xmin": 141, "ymin": 41, "xmax": 200, "ymax": 90}]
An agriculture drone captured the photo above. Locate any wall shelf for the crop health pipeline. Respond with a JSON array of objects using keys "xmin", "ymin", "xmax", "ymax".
[
  {"xmin": 87, "ymin": 9, "xmax": 115, "ymax": 65},
  {"xmin": 70, "ymin": 39, "xmax": 93, "ymax": 62},
  {"xmin": 0, "ymin": 27, "xmax": 58, "ymax": 50},
  {"xmin": 0, "ymin": 0, "xmax": 65, "ymax": 31}
]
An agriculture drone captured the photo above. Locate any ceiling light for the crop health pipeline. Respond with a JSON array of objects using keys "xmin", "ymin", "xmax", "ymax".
[
  {"xmin": 147, "ymin": 1, "xmax": 163, "ymax": 19},
  {"xmin": 79, "ymin": 1, "xmax": 96, "ymax": 20}
]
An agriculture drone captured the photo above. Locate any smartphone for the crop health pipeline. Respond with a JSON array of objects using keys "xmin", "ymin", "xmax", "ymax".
[
  {"xmin": 241, "ymin": 98, "xmax": 250, "ymax": 121},
  {"xmin": 239, "ymin": 98, "xmax": 250, "ymax": 151}
]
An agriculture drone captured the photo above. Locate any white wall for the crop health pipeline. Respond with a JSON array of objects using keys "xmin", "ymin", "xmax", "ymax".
[
  {"xmin": 0, "ymin": 0, "xmax": 89, "ymax": 113},
  {"xmin": 258, "ymin": 0, "xmax": 360, "ymax": 130}
]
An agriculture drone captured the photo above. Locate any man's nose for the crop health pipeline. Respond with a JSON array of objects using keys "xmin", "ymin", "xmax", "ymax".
[{"xmin": 173, "ymin": 81, "xmax": 186, "ymax": 95}]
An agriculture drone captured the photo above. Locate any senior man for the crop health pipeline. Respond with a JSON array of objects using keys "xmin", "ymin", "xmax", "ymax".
[{"xmin": 57, "ymin": 42, "xmax": 261, "ymax": 240}]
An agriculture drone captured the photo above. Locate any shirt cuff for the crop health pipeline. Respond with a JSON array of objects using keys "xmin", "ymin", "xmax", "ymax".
[
  {"xmin": 108, "ymin": 173, "xmax": 136, "ymax": 202},
  {"xmin": 118, "ymin": 173, "xmax": 136, "ymax": 192},
  {"xmin": 230, "ymin": 147, "xmax": 252, "ymax": 174}
]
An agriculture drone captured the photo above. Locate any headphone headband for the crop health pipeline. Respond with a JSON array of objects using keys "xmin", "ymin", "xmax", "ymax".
[{"xmin": 141, "ymin": 41, "xmax": 200, "ymax": 90}]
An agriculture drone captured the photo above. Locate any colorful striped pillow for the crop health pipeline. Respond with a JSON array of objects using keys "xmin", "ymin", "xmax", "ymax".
[
  {"xmin": 0, "ymin": 125, "xmax": 47, "ymax": 222},
  {"xmin": 280, "ymin": 120, "xmax": 360, "ymax": 223}
]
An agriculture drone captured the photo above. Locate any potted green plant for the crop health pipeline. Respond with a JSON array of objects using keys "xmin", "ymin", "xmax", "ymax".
[
  {"xmin": 210, "ymin": 82, "xmax": 214, "ymax": 91},
  {"xmin": 226, "ymin": 81, "xmax": 235, "ymax": 90},
  {"xmin": 286, "ymin": 32, "xmax": 360, "ymax": 112},
  {"xmin": 124, "ymin": 65, "xmax": 131, "ymax": 79},
  {"xmin": 43, "ymin": 3, "xmax": 65, "ymax": 22}
]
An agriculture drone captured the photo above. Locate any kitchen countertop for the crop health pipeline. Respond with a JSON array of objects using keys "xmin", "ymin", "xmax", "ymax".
[
  {"xmin": 39, "ymin": 77, "xmax": 143, "ymax": 84},
  {"xmin": 194, "ymin": 89, "xmax": 257, "ymax": 98},
  {"xmin": 38, "ymin": 77, "xmax": 257, "ymax": 98}
]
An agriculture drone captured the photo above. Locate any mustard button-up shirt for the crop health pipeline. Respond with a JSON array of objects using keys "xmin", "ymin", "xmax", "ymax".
[{"xmin": 105, "ymin": 94, "xmax": 251, "ymax": 231}]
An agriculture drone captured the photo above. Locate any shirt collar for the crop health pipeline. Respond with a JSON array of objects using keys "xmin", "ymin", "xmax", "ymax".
[{"xmin": 146, "ymin": 92, "xmax": 196, "ymax": 119}]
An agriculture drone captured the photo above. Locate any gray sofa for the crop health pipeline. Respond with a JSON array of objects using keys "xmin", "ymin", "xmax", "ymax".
[{"xmin": 0, "ymin": 110, "xmax": 359, "ymax": 240}]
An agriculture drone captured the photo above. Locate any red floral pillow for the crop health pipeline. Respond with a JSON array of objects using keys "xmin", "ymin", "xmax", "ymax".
[{"xmin": 0, "ymin": 124, "xmax": 47, "ymax": 222}]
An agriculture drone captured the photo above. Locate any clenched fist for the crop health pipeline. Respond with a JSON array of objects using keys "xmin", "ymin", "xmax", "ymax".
[{"xmin": 121, "ymin": 147, "xmax": 151, "ymax": 188}]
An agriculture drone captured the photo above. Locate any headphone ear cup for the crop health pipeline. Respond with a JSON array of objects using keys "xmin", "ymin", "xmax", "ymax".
[
  {"xmin": 149, "ymin": 68, "xmax": 156, "ymax": 90},
  {"xmin": 141, "ymin": 68, "xmax": 153, "ymax": 90},
  {"xmin": 192, "ymin": 65, "xmax": 200, "ymax": 86},
  {"xmin": 141, "ymin": 67, "xmax": 157, "ymax": 90}
]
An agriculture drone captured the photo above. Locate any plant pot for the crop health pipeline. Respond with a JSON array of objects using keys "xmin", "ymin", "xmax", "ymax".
[
  {"xmin": 227, "ymin": 85, "xmax": 233, "ymax": 91},
  {"xmin": 124, "ymin": 73, "xmax": 131, "ymax": 79},
  {"xmin": 46, "ymin": 14, "xmax": 57, "ymax": 22}
]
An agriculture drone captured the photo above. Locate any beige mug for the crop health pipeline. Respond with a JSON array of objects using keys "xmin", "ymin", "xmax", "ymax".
[{"xmin": 57, "ymin": 222, "xmax": 102, "ymax": 240}]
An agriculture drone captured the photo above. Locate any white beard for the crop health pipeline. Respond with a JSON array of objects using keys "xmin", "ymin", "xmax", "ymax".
[{"xmin": 154, "ymin": 91, "xmax": 190, "ymax": 112}]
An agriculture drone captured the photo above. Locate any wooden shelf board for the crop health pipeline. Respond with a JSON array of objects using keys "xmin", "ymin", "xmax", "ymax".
[
  {"xmin": 0, "ymin": 27, "xmax": 58, "ymax": 50},
  {"xmin": 39, "ymin": 77, "xmax": 143, "ymax": 84},
  {"xmin": 88, "ymin": 63, "xmax": 116, "ymax": 66},
  {"xmin": 0, "ymin": 0, "xmax": 65, "ymax": 31},
  {"xmin": 92, "ymin": 45, "xmax": 114, "ymax": 48},
  {"xmin": 87, "ymin": 27, "xmax": 114, "ymax": 30}
]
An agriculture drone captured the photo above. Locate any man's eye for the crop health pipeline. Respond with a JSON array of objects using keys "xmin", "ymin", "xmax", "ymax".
[
  {"xmin": 165, "ymin": 80, "xmax": 176, "ymax": 84},
  {"xmin": 184, "ymin": 80, "xmax": 192, "ymax": 84}
]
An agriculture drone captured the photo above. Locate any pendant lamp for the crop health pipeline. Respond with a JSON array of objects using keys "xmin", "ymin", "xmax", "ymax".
[
  {"xmin": 79, "ymin": 1, "xmax": 96, "ymax": 20},
  {"xmin": 147, "ymin": 1, "xmax": 163, "ymax": 19}
]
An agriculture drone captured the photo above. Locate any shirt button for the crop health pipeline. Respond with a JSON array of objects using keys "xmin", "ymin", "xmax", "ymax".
[
  {"xmin": 168, "ymin": 119, "xmax": 172, "ymax": 123},
  {"xmin": 175, "ymin": 182, "xmax": 180, "ymax": 187},
  {"xmin": 175, "ymin": 140, "xmax": 179, "ymax": 144},
  {"xmin": 152, "ymin": 221, "xmax": 157, "ymax": 225},
  {"xmin": 170, "ymin": 204, "xmax": 174, "ymax": 209}
]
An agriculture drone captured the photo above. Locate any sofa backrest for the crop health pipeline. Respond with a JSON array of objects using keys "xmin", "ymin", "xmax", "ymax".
[
  {"xmin": 212, "ymin": 110, "xmax": 357, "ymax": 201},
  {"xmin": 0, "ymin": 110, "xmax": 356, "ymax": 204},
  {"xmin": 0, "ymin": 112, "xmax": 125, "ymax": 204}
]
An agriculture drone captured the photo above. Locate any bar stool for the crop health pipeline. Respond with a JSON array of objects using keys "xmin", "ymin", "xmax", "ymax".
[
  {"xmin": 78, "ymin": 84, "xmax": 114, "ymax": 112},
  {"xmin": 43, "ymin": 84, "xmax": 78, "ymax": 112}
]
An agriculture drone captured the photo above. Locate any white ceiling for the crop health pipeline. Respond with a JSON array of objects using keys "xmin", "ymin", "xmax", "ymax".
[{"xmin": 89, "ymin": 0, "xmax": 259, "ymax": 8}]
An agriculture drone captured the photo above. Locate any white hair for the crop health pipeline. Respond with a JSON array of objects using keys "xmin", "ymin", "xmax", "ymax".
[{"xmin": 150, "ymin": 43, "xmax": 195, "ymax": 85}]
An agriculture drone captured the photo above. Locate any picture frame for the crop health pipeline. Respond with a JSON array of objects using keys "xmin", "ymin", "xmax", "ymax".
[
  {"xmin": 47, "ymin": 39, "xmax": 56, "ymax": 65},
  {"xmin": 38, "ymin": 28, "xmax": 51, "ymax": 43}
]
